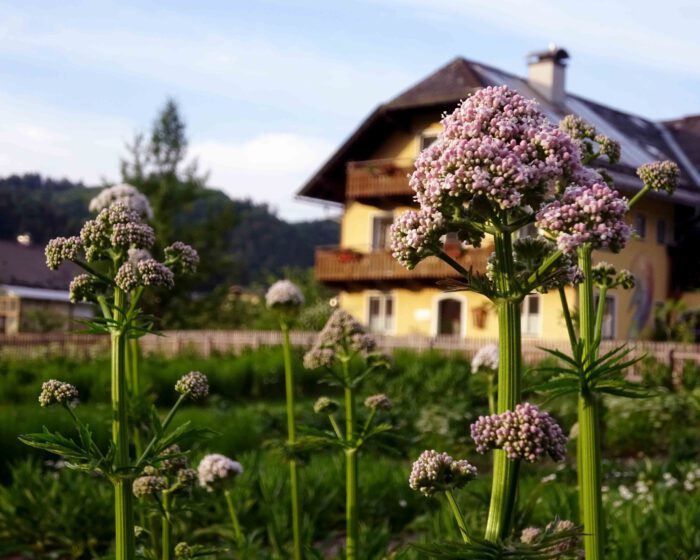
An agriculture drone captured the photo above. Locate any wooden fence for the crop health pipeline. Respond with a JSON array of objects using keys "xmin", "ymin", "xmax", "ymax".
[{"xmin": 1, "ymin": 331, "xmax": 700, "ymax": 373}]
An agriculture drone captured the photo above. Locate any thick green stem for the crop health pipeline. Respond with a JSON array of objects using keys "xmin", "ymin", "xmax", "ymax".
[
  {"xmin": 484, "ymin": 232, "xmax": 522, "ymax": 542},
  {"xmin": 445, "ymin": 490, "xmax": 471, "ymax": 544},
  {"xmin": 627, "ymin": 186, "xmax": 650, "ymax": 210},
  {"xmin": 112, "ymin": 289, "xmax": 135, "ymax": 560},
  {"xmin": 161, "ymin": 492, "xmax": 172, "ymax": 560},
  {"xmin": 342, "ymin": 358, "xmax": 358, "ymax": 560},
  {"xmin": 224, "ymin": 489, "xmax": 244, "ymax": 550},
  {"xmin": 577, "ymin": 245, "xmax": 605, "ymax": 559},
  {"xmin": 281, "ymin": 324, "xmax": 302, "ymax": 560}
]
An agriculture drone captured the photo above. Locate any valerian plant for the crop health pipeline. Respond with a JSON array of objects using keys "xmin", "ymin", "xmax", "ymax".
[
  {"xmin": 535, "ymin": 113, "xmax": 680, "ymax": 559},
  {"xmin": 303, "ymin": 309, "xmax": 392, "ymax": 560},
  {"xmin": 20, "ymin": 201, "xmax": 205, "ymax": 560},
  {"xmin": 390, "ymin": 85, "xmax": 583, "ymax": 545},
  {"xmin": 266, "ymin": 279, "xmax": 306, "ymax": 560}
]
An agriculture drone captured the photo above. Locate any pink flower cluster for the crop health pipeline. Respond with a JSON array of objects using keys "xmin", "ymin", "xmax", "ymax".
[
  {"xmin": 303, "ymin": 309, "xmax": 377, "ymax": 369},
  {"xmin": 392, "ymin": 85, "xmax": 581, "ymax": 269},
  {"xmin": 409, "ymin": 449, "xmax": 477, "ymax": 497},
  {"xmin": 197, "ymin": 453, "xmax": 243, "ymax": 491},
  {"xmin": 410, "ymin": 86, "xmax": 579, "ymax": 212},
  {"xmin": 470, "ymin": 402, "xmax": 567, "ymax": 463},
  {"xmin": 390, "ymin": 208, "xmax": 446, "ymax": 269},
  {"xmin": 536, "ymin": 182, "xmax": 630, "ymax": 253}
]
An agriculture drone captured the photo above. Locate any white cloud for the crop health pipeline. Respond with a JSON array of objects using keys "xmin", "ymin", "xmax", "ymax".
[
  {"xmin": 0, "ymin": 92, "xmax": 132, "ymax": 184},
  {"xmin": 192, "ymin": 133, "xmax": 340, "ymax": 221}
]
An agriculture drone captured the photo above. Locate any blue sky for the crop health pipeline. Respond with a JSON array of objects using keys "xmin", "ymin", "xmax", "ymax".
[{"xmin": 1, "ymin": 0, "xmax": 699, "ymax": 220}]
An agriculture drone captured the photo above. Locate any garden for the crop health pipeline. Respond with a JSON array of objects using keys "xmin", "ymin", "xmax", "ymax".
[{"xmin": 1, "ymin": 86, "xmax": 699, "ymax": 559}]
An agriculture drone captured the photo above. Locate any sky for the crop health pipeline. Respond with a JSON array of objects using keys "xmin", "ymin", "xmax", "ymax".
[{"xmin": 1, "ymin": 0, "xmax": 699, "ymax": 221}]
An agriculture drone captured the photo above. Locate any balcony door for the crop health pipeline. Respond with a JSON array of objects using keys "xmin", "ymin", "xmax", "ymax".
[
  {"xmin": 368, "ymin": 293, "xmax": 395, "ymax": 334},
  {"xmin": 435, "ymin": 295, "xmax": 466, "ymax": 337}
]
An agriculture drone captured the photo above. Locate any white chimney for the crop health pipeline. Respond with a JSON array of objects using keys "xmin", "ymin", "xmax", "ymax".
[
  {"xmin": 527, "ymin": 43, "xmax": 569, "ymax": 105},
  {"xmin": 16, "ymin": 233, "xmax": 31, "ymax": 246}
]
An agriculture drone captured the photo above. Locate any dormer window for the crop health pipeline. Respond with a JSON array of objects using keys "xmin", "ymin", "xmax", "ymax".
[{"xmin": 419, "ymin": 131, "xmax": 439, "ymax": 151}]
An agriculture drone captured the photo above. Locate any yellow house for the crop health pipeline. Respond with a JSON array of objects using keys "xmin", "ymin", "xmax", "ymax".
[{"xmin": 299, "ymin": 48, "xmax": 700, "ymax": 341}]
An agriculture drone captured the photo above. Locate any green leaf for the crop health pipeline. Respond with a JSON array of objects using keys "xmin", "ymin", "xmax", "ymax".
[{"xmin": 19, "ymin": 428, "xmax": 92, "ymax": 465}]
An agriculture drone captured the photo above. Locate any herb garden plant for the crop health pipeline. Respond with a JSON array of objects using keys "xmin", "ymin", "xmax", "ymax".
[
  {"xmin": 21, "ymin": 195, "xmax": 210, "ymax": 560},
  {"xmin": 391, "ymin": 85, "xmax": 678, "ymax": 557}
]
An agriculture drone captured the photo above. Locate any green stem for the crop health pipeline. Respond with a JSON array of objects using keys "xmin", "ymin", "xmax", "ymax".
[
  {"xmin": 224, "ymin": 488, "xmax": 244, "ymax": 550},
  {"xmin": 329, "ymin": 415, "xmax": 343, "ymax": 440},
  {"xmin": 487, "ymin": 372, "xmax": 496, "ymax": 416},
  {"xmin": 558, "ymin": 286, "xmax": 578, "ymax": 349},
  {"xmin": 342, "ymin": 358, "xmax": 358, "ymax": 560},
  {"xmin": 524, "ymin": 249, "xmax": 563, "ymax": 291},
  {"xmin": 112, "ymin": 288, "xmax": 135, "ymax": 560},
  {"xmin": 281, "ymin": 323, "xmax": 302, "ymax": 560},
  {"xmin": 435, "ymin": 249, "xmax": 471, "ymax": 277},
  {"xmin": 161, "ymin": 491, "xmax": 172, "ymax": 560},
  {"xmin": 594, "ymin": 286, "xmax": 608, "ymax": 346},
  {"xmin": 577, "ymin": 245, "xmax": 604, "ymax": 559},
  {"xmin": 445, "ymin": 490, "xmax": 471, "ymax": 544},
  {"xmin": 484, "ymin": 231, "xmax": 522, "ymax": 542},
  {"xmin": 627, "ymin": 186, "xmax": 650, "ymax": 210},
  {"xmin": 135, "ymin": 394, "xmax": 187, "ymax": 469}
]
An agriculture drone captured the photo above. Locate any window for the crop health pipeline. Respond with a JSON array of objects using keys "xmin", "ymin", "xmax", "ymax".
[
  {"xmin": 521, "ymin": 294, "xmax": 541, "ymax": 336},
  {"xmin": 437, "ymin": 297, "xmax": 463, "ymax": 336},
  {"xmin": 368, "ymin": 293, "xmax": 395, "ymax": 333},
  {"xmin": 419, "ymin": 131, "xmax": 439, "ymax": 151},
  {"xmin": 633, "ymin": 213, "xmax": 647, "ymax": 239},
  {"xmin": 371, "ymin": 214, "xmax": 394, "ymax": 250},
  {"xmin": 656, "ymin": 218, "xmax": 667, "ymax": 245},
  {"xmin": 594, "ymin": 294, "xmax": 616, "ymax": 339}
]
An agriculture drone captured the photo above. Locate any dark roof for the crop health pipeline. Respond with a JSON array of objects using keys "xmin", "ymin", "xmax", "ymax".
[
  {"xmin": 298, "ymin": 55, "xmax": 700, "ymax": 205},
  {"xmin": 0, "ymin": 240, "xmax": 78, "ymax": 291}
]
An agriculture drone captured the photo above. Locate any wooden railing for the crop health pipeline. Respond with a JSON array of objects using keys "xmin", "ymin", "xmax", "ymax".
[
  {"xmin": 315, "ymin": 246, "xmax": 490, "ymax": 284},
  {"xmin": 346, "ymin": 159, "xmax": 414, "ymax": 199}
]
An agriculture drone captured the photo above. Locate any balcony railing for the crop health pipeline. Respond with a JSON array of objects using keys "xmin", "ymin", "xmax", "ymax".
[
  {"xmin": 315, "ymin": 245, "xmax": 491, "ymax": 284},
  {"xmin": 346, "ymin": 159, "xmax": 414, "ymax": 200}
]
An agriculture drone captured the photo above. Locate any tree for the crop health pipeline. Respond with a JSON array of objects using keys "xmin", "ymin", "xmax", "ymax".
[{"xmin": 120, "ymin": 99, "xmax": 238, "ymax": 326}]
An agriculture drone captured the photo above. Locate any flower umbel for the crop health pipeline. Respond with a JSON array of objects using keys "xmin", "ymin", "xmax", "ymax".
[
  {"xmin": 164, "ymin": 242, "xmax": 200, "ymax": 275},
  {"xmin": 132, "ymin": 475, "xmax": 167, "ymax": 498},
  {"xmin": 197, "ymin": 453, "xmax": 243, "ymax": 491},
  {"xmin": 313, "ymin": 396, "xmax": 339, "ymax": 414},
  {"xmin": 364, "ymin": 393, "xmax": 393, "ymax": 411},
  {"xmin": 471, "ymin": 344, "xmax": 499, "ymax": 373},
  {"xmin": 636, "ymin": 161, "xmax": 680, "ymax": 194},
  {"xmin": 38, "ymin": 380, "xmax": 79, "ymax": 407},
  {"xmin": 175, "ymin": 372, "xmax": 209, "ymax": 400},
  {"xmin": 409, "ymin": 450, "xmax": 477, "ymax": 497},
  {"xmin": 303, "ymin": 309, "xmax": 378, "ymax": 369},
  {"xmin": 471, "ymin": 402, "xmax": 567, "ymax": 463},
  {"xmin": 266, "ymin": 279, "xmax": 305, "ymax": 310},
  {"xmin": 45, "ymin": 236, "xmax": 82, "ymax": 270},
  {"xmin": 89, "ymin": 183, "xmax": 154, "ymax": 219}
]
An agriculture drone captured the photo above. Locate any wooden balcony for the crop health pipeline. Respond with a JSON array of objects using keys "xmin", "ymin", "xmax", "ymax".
[
  {"xmin": 346, "ymin": 159, "xmax": 414, "ymax": 202},
  {"xmin": 315, "ymin": 246, "xmax": 491, "ymax": 287}
]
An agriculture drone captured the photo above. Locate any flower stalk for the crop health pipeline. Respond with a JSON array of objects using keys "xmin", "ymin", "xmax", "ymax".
[
  {"xmin": 112, "ymin": 288, "xmax": 135, "ymax": 560},
  {"xmin": 342, "ymin": 357, "xmax": 359, "ymax": 560},
  {"xmin": 484, "ymin": 231, "xmax": 522, "ymax": 542},
  {"xmin": 224, "ymin": 489, "xmax": 244, "ymax": 550},
  {"xmin": 576, "ymin": 245, "xmax": 604, "ymax": 559},
  {"xmin": 281, "ymin": 322, "xmax": 302, "ymax": 560}
]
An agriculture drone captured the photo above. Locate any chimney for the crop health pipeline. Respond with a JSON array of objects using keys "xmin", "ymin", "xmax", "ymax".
[{"xmin": 527, "ymin": 43, "xmax": 569, "ymax": 105}]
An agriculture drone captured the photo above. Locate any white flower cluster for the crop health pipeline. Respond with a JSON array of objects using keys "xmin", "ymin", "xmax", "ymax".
[
  {"xmin": 175, "ymin": 371, "xmax": 210, "ymax": 400},
  {"xmin": 265, "ymin": 279, "xmax": 305, "ymax": 309},
  {"xmin": 197, "ymin": 453, "xmax": 243, "ymax": 491},
  {"xmin": 89, "ymin": 183, "xmax": 154, "ymax": 218},
  {"xmin": 471, "ymin": 344, "xmax": 499, "ymax": 373}
]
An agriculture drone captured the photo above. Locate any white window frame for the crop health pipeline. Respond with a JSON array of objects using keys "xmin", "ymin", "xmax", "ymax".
[
  {"xmin": 369, "ymin": 211, "xmax": 394, "ymax": 251},
  {"xmin": 366, "ymin": 291, "xmax": 396, "ymax": 335},
  {"xmin": 521, "ymin": 294, "xmax": 542, "ymax": 337},
  {"xmin": 418, "ymin": 130, "xmax": 439, "ymax": 152},
  {"xmin": 431, "ymin": 293, "xmax": 468, "ymax": 338}
]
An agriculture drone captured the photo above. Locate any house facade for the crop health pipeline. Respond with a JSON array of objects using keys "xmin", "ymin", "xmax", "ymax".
[
  {"xmin": 299, "ymin": 48, "xmax": 700, "ymax": 341},
  {"xmin": 0, "ymin": 238, "xmax": 92, "ymax": 334}
]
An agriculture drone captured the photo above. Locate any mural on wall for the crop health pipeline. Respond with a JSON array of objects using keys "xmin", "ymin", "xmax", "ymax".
[{"xmin": 627, "ymin": 254, "xmax": 655, "ymax": 338}]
